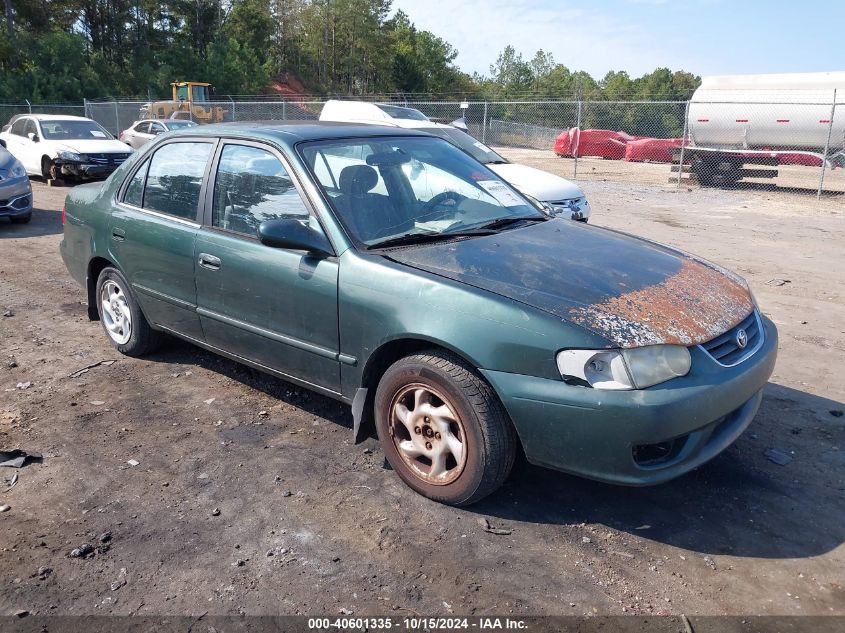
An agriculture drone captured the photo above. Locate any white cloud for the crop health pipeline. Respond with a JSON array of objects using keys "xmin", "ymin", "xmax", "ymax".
[{"xmin": 391, "ymin": 0, "xmax": 679, "ymax": 78}]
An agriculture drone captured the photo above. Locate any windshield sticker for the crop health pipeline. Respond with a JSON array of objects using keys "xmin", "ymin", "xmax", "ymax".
[
  {"xmin": 90, "ymin": 130, "xmax": 107, "ymax": 138},
  {"xmin": 477, "ymin": 180, "xmax": 523, "ymax": 206},
  {"xmin": 473, "ymin": 141, "xmax": 493, "ymax": 153}
]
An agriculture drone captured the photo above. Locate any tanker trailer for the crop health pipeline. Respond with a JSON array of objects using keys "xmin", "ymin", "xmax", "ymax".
[{"xmin": 686, "ymin": 72, "xmax": 845, "ymax": 186}]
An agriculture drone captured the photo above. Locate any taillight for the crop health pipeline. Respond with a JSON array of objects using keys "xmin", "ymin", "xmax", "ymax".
[{"xmin": 61, "ymin": 205, "xmax": 66, "ymax": 225}]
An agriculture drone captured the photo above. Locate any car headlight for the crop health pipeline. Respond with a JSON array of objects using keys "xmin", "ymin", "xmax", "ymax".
[
  {"xmin": 57, "ymin": 150, "xmax": 86, "ymax": 162},
  {"xmin": 556, "ymin": 345, "xmax": 691, "ymax": 390},
  {"xmin": 10, "ymin": 161, "xmax": 26, "ymax": 178}
]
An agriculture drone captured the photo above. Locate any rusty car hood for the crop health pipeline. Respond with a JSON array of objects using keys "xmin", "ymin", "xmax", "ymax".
[{"xmin": 386, "ymin": 219, "xmax": 754, "ymax": 348}]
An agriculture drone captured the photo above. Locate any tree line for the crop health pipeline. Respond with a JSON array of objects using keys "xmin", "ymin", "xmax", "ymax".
[{"xmin": 0, "ymin": 0, "xmax": 700, "ymax": 105}]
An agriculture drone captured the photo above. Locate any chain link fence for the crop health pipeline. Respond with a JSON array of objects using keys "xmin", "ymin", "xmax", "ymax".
[
  {"xmin": 2, "ymin": 95, "xmax": 843, "ymax": 197},
  {"xmin": 0, "ymin": 102, "xmax": 85, "ymax": 127}
]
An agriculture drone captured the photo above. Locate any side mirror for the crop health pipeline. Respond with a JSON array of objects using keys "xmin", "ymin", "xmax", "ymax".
[
  {"xmin": 27, "ymin": 132, "xmax": 39, "ymax": 143},
  {"xmin": 258, "ymin": 218, "xmax": 333, "ymax": 256}
]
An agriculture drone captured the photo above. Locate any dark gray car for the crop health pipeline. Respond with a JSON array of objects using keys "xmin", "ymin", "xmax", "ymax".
[{"xmin": 0, "ymin": 139, "xmax": 33, "ymax": 224}]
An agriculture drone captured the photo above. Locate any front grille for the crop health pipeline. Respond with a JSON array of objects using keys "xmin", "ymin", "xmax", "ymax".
[
  {"xmin": 700, "ymin": 310, "xmax": 763, "ymax": 366},
  {"xmin": 86, "ymin": 153, "xmax": 131, "ymax": 165},
  {"xmin": 548, "ymin": 197, "xmax": 584, "ymax": 208}
]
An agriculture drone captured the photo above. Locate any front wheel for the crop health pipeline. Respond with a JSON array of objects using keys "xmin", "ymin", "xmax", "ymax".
[
  {"xmin": 41, "ymin": 156, "xmax": 59, "ymax": 181},
  {"xmin": 96, "ymin": 267, "xmax": 161, "ymax": 356},
  {"xmin": 374, "ymin": 350, "xmax": 517, "ymax": 505}
]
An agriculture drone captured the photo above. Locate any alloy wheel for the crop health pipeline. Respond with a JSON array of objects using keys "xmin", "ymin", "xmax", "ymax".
[
  {"xmin": 388, "ymin": 384, "xmax": 467, "ymax": 485},
  {"xmin": 100, "ymin": 279, "xmax": 132, "ymax": 345}
]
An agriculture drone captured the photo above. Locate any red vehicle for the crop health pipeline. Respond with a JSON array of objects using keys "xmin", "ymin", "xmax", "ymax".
[
  {"xmin": 554, "ymin": 128, "xmax": 639, "ymax": 160},
  {"xmin": 624, "ymin": 138, "xmax": 685, "ymax": 163}
]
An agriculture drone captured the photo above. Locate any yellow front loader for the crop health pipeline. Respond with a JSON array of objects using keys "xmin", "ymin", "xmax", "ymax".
[{"xmin": 141, "ymin": 82, "xmax": 228, "ymax": 124}]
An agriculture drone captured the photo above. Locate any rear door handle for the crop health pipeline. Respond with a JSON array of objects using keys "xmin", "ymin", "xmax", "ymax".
[
  {"xmin": 198, "ymin": 253, "xmax": 221, "ymax": 270},
  {"xmin": 111, "ymin": 227, "xmax": 126, "ymax": 241}
]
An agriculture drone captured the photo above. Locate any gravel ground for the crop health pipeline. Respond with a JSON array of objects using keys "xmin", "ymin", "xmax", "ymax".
[{"xmin": 0, "ymin": 165, "xmax": 843, "ymax": 618}]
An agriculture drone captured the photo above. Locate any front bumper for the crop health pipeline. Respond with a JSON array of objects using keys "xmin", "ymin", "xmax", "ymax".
[
  {"xmin": 481, "ymin": 315, "xmax": 778, "ymax": 485},
  {"xmin": 0, "ymin": 178, "xmax": 33, "ymax": 218},
  {"xmin": 58, "ymin": 161, "xmax": 119, "ymax": 179},
  {"xmin": 549, "ymin": 197, "xmax": 591, "ymax": 222}
]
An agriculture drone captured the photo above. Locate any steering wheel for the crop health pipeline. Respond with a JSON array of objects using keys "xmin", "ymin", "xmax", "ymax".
[{"xmin": 421, "ymin": 191, "xmax": 466, "ymax": 215}]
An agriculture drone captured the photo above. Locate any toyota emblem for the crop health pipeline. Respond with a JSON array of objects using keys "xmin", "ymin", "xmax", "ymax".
[{"xmin": 735, "ymin": 328, "xmax": 748, "ymax": 349}]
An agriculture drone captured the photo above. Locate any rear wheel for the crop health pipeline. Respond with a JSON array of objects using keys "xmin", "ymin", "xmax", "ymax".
[
  {"xmin": 96, "ymin": 267, "xmax": 161, "ymax": 356},
  {"xmin": 374, "ymin": 350, "xmax": 517, "ymax": 506}
]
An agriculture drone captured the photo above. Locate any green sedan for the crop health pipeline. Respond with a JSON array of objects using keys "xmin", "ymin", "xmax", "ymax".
[{"xmin": 60, "ymin": 123, "xmax": 778, "ymax": 505}]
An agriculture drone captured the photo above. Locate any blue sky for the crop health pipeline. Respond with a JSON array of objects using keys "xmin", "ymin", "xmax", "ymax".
[{"xmin": 392, "ymin": 0, "xmax": 845, "ymax": 79}]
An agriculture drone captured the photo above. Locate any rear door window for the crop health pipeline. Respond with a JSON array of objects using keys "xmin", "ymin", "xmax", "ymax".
[
  {"xmin": 142, "ymin": 142, "xmax": 213, "ymax": 221},
  {"xmin": 10, "ymin": 118, "xmax": 27, "ymax": 136},
  {"xmin": 123, "ymin": 159, "xmax": 149, "ymax": 207}
]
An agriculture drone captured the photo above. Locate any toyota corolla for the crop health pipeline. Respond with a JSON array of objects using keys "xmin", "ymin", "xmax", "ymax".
[{"xmin": 59, "ymin": 123, "xmax": 778, "ymax": 505}]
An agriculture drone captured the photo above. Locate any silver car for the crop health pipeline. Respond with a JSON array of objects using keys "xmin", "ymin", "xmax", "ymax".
[
  {"xmin": 119, "ymin": 119, "xmax": 198, "ymax": 149},
  {"xmin": 0, "ymin": 139, "xmax": 33, "ymax": 224}
]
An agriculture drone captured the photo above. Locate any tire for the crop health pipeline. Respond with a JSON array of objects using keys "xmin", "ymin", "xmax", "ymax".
[
  {"xmin": 693, "ymin": 156, "xmax": 740, "ymax": 187},
  {"xmin": 374, "ymin": 350, "xmax": 517, "ymax": 506},
  {"xmin": 41, "ymin": 156, "xmax": 58, "ymax": 181},
  {"xmin": 10, "ymin": 213, "xmax": 31, "ymax": 224},
  {"xmin": 95, "ymin": 267, "xmax": 161, "ymax": 356}
]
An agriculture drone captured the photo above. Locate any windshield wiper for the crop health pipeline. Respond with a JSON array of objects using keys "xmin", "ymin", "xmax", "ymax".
[
  {"xmin": 474, "ymin": 215, "xmax": 548, "ymax": 231},
  {"xmin": 485, "ymin": 159, "xmax": 508, "ymax": 164},
  {"xmin": 367, "ymin": 229, "xmax": 496, "ymax": 250}
]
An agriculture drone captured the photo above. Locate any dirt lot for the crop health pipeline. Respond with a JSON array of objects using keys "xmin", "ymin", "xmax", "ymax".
[{"xmin": 1, "ymin": 162, "xmax": 844, "ymax": 618}]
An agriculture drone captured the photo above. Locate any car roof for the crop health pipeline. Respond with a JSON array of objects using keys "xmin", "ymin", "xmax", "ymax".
[
  {"xmin": 4, "ymin": 113, "xmax": 93, "ymax": 126},
  {"xmin": 168, "ymin": 121, "xmax": 433, "ymax": 145}
]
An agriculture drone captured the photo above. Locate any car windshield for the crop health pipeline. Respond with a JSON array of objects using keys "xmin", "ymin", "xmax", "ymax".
[
  {"xmin": 375, "ymin": 104, "xmax": 429, "ymax": 121},
  {"xmin": 300, "ymin": 136, "xmax": 543, "ymax": 247},
  {"xmin": 39, "ymin": 120, "xmax": 113, "ymax": 141},
  {"xmin": 163, "ymin": 120, "xmax": 198, "ymax": 130},
  {"xmin": 416, "ymin": 126, "xmax": 506, "ymax": 164}
]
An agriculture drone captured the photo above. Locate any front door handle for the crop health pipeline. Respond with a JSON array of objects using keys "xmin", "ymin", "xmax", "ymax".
[
  {"xmin": 111, "ymin": 227, "xmax": 126, "ymax": 241},
  {"xmin": 198, "ymin": 253, "xmax": 221, "ymax": 270}
]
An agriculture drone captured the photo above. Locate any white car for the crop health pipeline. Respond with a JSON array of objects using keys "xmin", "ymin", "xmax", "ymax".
[
  {"xmin": 0, "ymin": 115, "xmax": 132, "ymax": 181},
  {"xmin": 319, "ymin": 100, "xmax": 591, "ymax": 221},
  {"xmin": 119, "ymin": 118, "xmax": 198, "ymax": 149}
]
